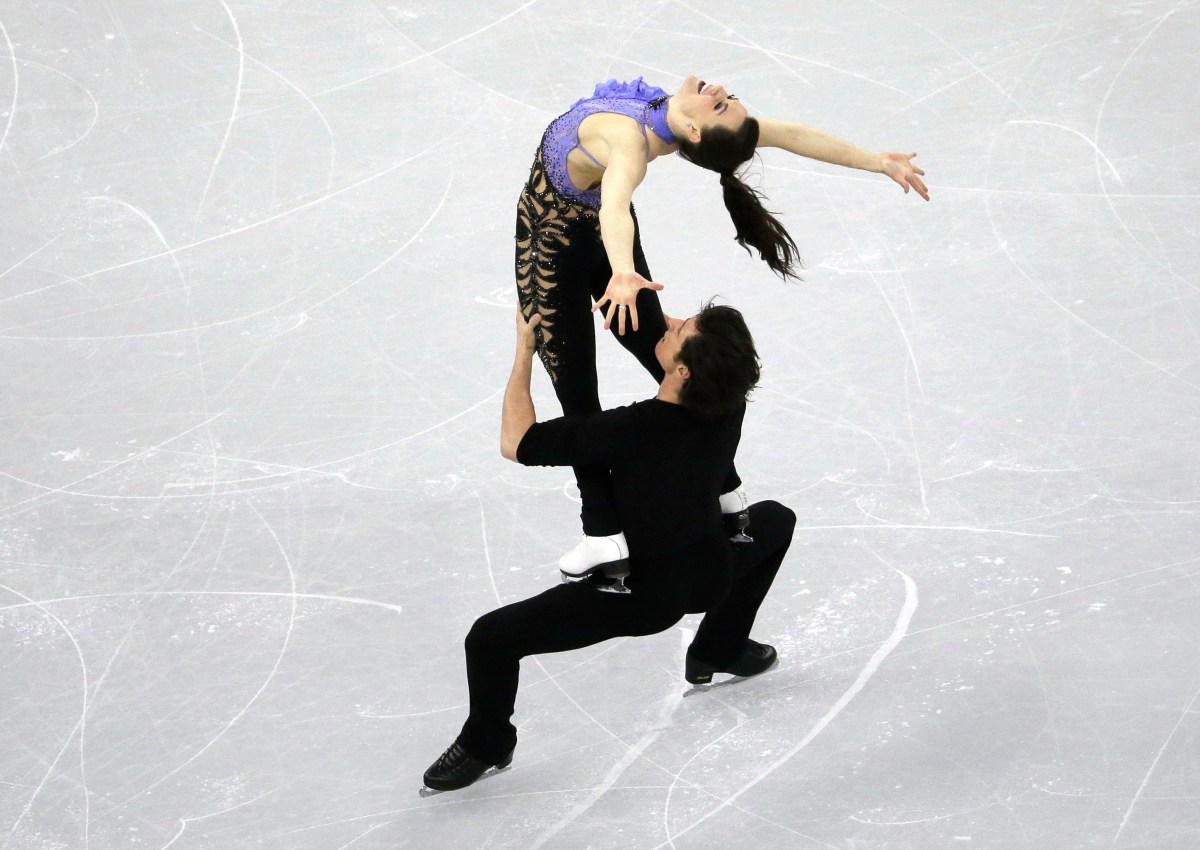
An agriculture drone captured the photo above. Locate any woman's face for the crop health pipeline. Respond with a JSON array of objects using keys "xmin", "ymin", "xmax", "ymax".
[{"xmin": 675, "ymin": 75, "xmax": 749, "ymax": 136}]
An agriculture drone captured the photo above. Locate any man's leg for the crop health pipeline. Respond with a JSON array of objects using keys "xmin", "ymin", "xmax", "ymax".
[
  {"xmin": 454, "ymin": 582, "xmax": 684, "ymax": 765},
  {"xmin": 688, "ymin": 501, "xmax": 797, "ymax": 672}
]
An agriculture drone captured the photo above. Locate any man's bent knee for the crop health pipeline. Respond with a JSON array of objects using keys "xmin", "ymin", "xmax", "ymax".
[
  {"xmin": 465, "ymin": 609, "xmax": 509, "ymax": 658},
  {"xmin": 751, "ymin": 500, "xmax": 797, "ymax": 533}
]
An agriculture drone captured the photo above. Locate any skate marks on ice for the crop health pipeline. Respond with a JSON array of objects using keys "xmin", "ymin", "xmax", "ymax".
[
  {"xmin": 657, "ymin": 566, "xmax": 919, "ymax": 848},
  {"xmin": 522, "ymin": 628, "xmax": 693, "ymax": 849}
]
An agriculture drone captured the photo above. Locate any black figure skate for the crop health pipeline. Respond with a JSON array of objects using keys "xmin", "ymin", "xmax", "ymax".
[
  {"xmin": 685, "ymin": 640, "xmax": 778, "ymax": 685},
  {"xmin": 421, "ymin": 741, "xmax": 514, "ymax": 794}
]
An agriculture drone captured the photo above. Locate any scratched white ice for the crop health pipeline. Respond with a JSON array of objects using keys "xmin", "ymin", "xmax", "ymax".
[{"xmin": 0, "ymin": 2, "xmax": 1197, "ymax": 849}]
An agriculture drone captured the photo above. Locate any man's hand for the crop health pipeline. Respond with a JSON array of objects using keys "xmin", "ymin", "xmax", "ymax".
[
  {"xmin": 503, "ymin": 309, "xmax": 542, "ymax": 461},
  {"xmin": 880, "ymin": 152, "xmax": 929, "ymax": 201},
  {"xmin": 516, "ymin": 309, "xmax": 543, "ymax": 354}
]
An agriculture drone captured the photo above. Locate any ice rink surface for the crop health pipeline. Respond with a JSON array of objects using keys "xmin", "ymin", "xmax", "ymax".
[{"xmin": 1, "ymin": 1, "xmax": 1198, "ymax": 848}]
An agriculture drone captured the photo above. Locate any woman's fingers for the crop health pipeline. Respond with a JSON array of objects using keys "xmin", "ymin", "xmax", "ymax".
[{"xmin": 595, "ymin": 285, "xmax": 659, "ymax": 334}]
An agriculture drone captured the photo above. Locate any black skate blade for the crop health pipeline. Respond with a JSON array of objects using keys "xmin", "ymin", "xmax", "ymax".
[{"xmin": 682, "ymin": 668, "xmax": 777, "ymax": 697}]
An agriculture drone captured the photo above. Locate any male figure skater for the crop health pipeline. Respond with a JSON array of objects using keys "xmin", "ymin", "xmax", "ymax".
[{"xmin": 423, "ymin": 301, "xmax": 796, "ymax": 792}]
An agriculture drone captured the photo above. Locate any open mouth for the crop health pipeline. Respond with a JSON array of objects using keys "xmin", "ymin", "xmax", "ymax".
[{"xmin": 698, "ymin": 79, "xmax": 705, "ymax": 92}]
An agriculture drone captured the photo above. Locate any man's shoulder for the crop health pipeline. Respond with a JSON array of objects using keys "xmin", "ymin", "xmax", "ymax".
[
  {"xmin": 569, "ymin": 397, "xmax": 739, "ymax": 432},
  {"xmin": 622, "ymin": 398, "xmax": 688, "ymax": 424},
  {"xmin": 596, "ymin": 397, "xmax": 662, "ymax": 419},
  {"xmin": 648, "ymin": 398, "xmax": 747, "ymax": 426}
]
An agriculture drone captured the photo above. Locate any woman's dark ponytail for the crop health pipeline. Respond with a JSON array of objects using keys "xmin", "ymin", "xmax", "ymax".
[
  {"xmin": 718, "ymin": 170, "xmax": 801, "ymax": 280},
  {"xmin": 677, "ymin": 117, "xmax": 802, "ymax": 280}
]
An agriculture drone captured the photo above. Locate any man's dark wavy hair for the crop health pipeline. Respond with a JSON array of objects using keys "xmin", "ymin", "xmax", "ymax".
[{"xmin": 677, "ymin": 302, "xmax": 760, "ymax": 419}]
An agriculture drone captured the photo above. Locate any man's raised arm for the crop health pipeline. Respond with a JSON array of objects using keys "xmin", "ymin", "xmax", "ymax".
[{"xmin": 500, "ymin": 310, "xmax": 542, "ymax": 461}]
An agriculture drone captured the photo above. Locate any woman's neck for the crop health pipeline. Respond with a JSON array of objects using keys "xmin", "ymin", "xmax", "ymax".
[
  {"xmin": 647, "ymin": 130, "xmax": 678, "ymax": 160},
  {"xmin": 662, "ymin": 96, "xmax": 688, "ymax": 147}
]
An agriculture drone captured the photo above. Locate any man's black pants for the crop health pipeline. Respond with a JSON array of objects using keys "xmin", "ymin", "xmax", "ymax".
[{"xmin": 456, "ymin": 501, "xmax": 797, "ymax": 763}]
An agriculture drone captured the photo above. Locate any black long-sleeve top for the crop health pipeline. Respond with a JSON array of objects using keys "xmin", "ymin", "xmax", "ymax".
[{"xmin": 517, "ymin": 398, "xmax": 745, "ymax": 611}]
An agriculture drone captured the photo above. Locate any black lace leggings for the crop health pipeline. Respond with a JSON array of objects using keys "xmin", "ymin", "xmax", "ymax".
[{"xmin": 515, "ymin": 152, "xmax": 739, "ymax": 535}]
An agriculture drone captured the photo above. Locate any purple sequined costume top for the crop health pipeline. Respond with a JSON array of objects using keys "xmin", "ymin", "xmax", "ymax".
[{"xmin": 539, "ymin": 77, "xmax": 676, "ymax": 210}]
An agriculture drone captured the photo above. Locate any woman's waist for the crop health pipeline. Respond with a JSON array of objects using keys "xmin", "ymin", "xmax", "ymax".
[{"xmin": 533, "ymin": 132, "xmax": 602, "ymax": 210}]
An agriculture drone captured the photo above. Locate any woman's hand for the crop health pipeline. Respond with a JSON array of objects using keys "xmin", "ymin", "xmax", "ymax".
[
  {"xmin": 880, "ymin": 152, "xmax": 929, "ymax": 201},
  {"xmin": 592, "ymin": 271, "xmax": 665, "ymax": 335},
  {"xmin": 515, "ymin": 309, "xmax": 542, "ymax": 354}
]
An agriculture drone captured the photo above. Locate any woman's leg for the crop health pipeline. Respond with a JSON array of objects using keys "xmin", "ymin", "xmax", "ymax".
[
  {"xmin": 588, "ymin": 207, "xmax": 667, "ymax": 382},
  {"xmin": 514, "ymin": 156, "xmax": 620, "ymax": 536},
  {"xmin": 593, "ymin": 209, "xmax": 743, "ymax": 497}
]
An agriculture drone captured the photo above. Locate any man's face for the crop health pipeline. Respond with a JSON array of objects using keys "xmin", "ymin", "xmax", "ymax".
[{"xmin": 655, "ymin": 314, "xmax": 700, "ymax": 373}]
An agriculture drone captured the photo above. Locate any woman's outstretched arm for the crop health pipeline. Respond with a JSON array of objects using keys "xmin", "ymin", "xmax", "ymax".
[
  {"xmin": 592, "ymin": 129, "xmax": 663, "ymax": 335},
  {"xmin": 756, "ymin": 117, "xmax": 929, "ymax": 201}
]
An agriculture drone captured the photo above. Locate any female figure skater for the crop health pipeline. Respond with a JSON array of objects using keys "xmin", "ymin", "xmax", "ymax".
[{"xmin": 515, "ymin": 75, "xmax": 928, "ymax": 577}]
